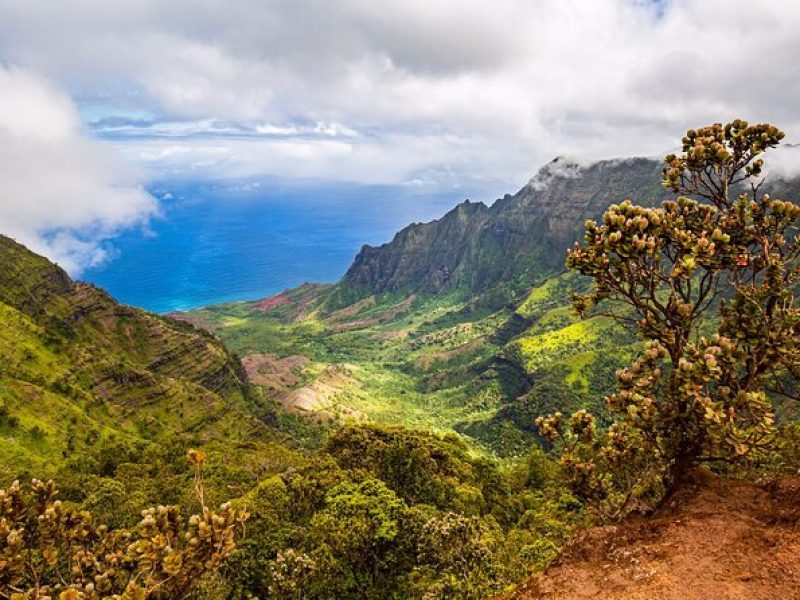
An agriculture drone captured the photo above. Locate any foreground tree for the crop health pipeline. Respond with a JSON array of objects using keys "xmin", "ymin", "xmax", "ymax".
[
  {"xmin": 538, "ymin": 120, "xmax": 800, "ymax": 517},
  {"xmin": 0, "ymin": 450, "xmax": 248, "ymax": 599}
]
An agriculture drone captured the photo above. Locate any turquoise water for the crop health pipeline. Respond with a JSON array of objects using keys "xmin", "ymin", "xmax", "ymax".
[{"xmin": 81, "ymin": 180, "xmax": 475, "ymax": 313}]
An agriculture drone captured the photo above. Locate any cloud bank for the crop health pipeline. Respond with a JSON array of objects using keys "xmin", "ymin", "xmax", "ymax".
[
  {"xmin": 0, "ymin": 67, "xmax": 156, "ymax": 273},
  {"xmin": 0, "ymin": 1, "xmax": 796, "ymax": 166},
  {"xmin": 1, "ymin": 0, "xmax": 800, "ymax": 271}
]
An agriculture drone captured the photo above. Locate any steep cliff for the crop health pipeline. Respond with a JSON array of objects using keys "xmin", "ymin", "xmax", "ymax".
[
  {"xmin": 342, "ymin": 157, "xmax": 666, "ymax": 299},
  {"xmin": 341, "ymin": 156, "xmax": 800, "ymax": 302}
]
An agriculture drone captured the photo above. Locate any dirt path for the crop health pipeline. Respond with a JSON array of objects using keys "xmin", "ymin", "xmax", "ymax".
[{"xmin": 511, "ymin": 471, "xmax": 800, "ymax": 600}]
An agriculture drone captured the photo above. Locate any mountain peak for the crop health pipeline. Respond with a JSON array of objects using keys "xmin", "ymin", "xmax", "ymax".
[{"xmin": 527, "ymin": 156, "xmax": 586, "ymax": 191}]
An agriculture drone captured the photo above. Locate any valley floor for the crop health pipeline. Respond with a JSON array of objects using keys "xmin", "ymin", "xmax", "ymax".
[
  {"xmin": 180, "ymin": 273, "xmax": 632, "ymax": 455},
  {"xmin": 510, "ymin": 471, "xmax": 800, "ymax": 599},
  {"xmin": 181, "ymin": 289, "xmax": 530, "ymax": 448}
]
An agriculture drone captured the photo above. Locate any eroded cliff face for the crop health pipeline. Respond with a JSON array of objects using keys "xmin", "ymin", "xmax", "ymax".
[
  {"xmin": 344, "ymin": 199, "xmax": 491, "ymax": 294},
  {"xmin": 341, "ymin": 156, "xmax": 800, "ymax": 303},
  {"xmin": 342, "ymin": 157, "xmax": 667, "ymax": 300}
]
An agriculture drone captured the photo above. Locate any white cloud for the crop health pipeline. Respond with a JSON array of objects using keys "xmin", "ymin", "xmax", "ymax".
[
  {"xmin": 254, "ymin": 123, "xmax": 300, "ymax": 136},
  {"xmin": 760, "ymin": 145, "xmax": 800, "ymax": 182},
  {"xmin": 0, "ymin": 0, "xmax": 799, "ymax": 197},
  {"xmin": 0, "ymin": 66, "xmax": 157, "ymax": 274},
  {"xmin": 528, "ymin": 157, "xmax": 586, "ymax": 191}
]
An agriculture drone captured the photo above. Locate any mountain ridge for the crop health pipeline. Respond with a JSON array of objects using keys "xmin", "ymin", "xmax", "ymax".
[
  {"xmin": 185, "ymin": 152, "xmax": 800, "ymax": 455},
  {"xmin": 338, "ymin": 155, "xmax": 800, "ymax": 306},
  {"xmin": 340, "ymin": 156, "xmax": 667, "ymax": 302},
  {"xmin": 0, "ymin": 234, "xmax": 267, "ymax": 479},
  {"xmin": 5, "ymin": 147, "xmax": 800, "ymax": 597}
]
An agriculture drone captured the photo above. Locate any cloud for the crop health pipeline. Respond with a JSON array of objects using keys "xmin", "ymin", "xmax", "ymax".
[
  {"xmin": 760, "ymin": 145, "xmax": 800, "ymax": 182},
  {"xmin": 0, "ymin": 0, "xmax": 799, "ymax": 195},
  {"xmin": 0, "ymin": 66, "xmax": 157, "ymax": 274}
]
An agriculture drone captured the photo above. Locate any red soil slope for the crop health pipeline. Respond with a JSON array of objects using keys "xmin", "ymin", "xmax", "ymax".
[
  {"xmin": 511, "ymin": 471, "xmax": 800, "ymax": 600},
  {"xmin": 251, "ymin": 292, "xmax": 291, "ymax": 311}
]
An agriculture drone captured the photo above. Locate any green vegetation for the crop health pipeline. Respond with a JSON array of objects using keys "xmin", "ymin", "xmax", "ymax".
[
  {"xmin": 185, "ymin": 292, "xmax": 516, "ymax": 437},
  {"xmin": 0, "ymin": 451, "xmax": 246, "ymax": 599},
  {"xmin": 540, "ymin": 121, "xmax": 800, "ymax": 517},
  {"xmin": 186, "ymin": 275, "xmax": 632, "ymax": 457},
  {"xmin": 0, "ymin": 234, "xmax": 584, "ymax": 598},
  {"xmin": 4, "ymin": 120, "xmax": 800, "ymax": 597},
  {"xmin": 222, "ymin": 425, "xmax": 584, "ymax": 598}
]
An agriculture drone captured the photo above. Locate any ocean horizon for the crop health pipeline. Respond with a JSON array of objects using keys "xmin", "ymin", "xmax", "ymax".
[{"xmin": 81, "ymin": 180, "xmax": 485, "ymax": 314}]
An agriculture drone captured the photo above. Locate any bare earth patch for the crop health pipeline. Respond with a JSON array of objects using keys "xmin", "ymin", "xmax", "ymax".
[
  {"xmin": 166, "ymin": 311, "xmax": 216, "ymax": 331},
  {"xmin": 250, "ymin": 283, "xmax": 328, "ymax": 318},
  {"xmin": 329, "ymin": 295, "xmax": 417, "ymax": 332},
  {"xmin": 281, "ymin": 364, "xmax": 366, "ymax": 422},
  {"xmin": 510, "ymin": 471, "xmax": 800, "ymax": 600},
  {"xmin": 241, "ymin": 353, "xmax": 310, "ymax": 392},
  {"xmin": 326, "ymin": 295, "xmax": 377, "ymax": 321},
  {"xmin": 251, "ymin": 293, "xmax": 291, "ymax": 312}
]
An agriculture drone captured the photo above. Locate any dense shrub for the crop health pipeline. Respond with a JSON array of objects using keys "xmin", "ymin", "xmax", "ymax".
[
  {"xmin": 539, "ymin": 121, "xmax": 800, "ymax": 517},
  {"xmin": 214, "ymin": 424, "xmax": 583, "ymax": 598},
  {"xmin": 0, "ymin": 451, "xmax": 247, "ymax": 599}
]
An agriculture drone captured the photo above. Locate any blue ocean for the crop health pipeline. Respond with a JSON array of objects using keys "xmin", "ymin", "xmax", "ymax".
[{"xmin": 82, "ymin": 181, "xmax": 480, "ymax": 313}]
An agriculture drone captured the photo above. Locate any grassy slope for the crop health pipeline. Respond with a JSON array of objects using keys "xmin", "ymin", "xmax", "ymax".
[
  {"xmin": 186, "ymin": 292, "xmax": 503, "ymax": 431},
  {"xmin": 0, "ymin": 236, "xmax": 586, "ymax": 599},
  {"xmin": 181, "ymin": 256, "xmax": 793, "ymax": 461},
  {"xmin": 0, "ymin": 235, "xmax": 286, "ymax": 481}
]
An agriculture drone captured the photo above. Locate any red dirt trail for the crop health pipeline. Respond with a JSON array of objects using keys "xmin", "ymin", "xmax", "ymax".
[{"xmin": 511, "ymin": 471, "xmax": 800, "ymax": 600}]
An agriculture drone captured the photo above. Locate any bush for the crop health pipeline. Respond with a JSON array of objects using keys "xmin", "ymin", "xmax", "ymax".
[
  {"xmin": 539, "ymin": 121, "xmax": 799, "ymax": 517},
  {"xmin": 0, "ymin": 403, "xmax": 19, "ymax": 429},
  {"xmin": 0, "ymin": 450, "xmax": 247, "ymax": 598}
]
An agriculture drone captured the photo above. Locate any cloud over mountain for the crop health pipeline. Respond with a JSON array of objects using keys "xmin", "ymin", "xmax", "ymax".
[
  {"xmin": 1, "ymin": 0, "xmax": 800, "ymax": 270},
  {"xmin": 1, "ymin": 1, "xmax": 798, "ymax": 181},
  {"xmin": 0, "ymin": 66, "xmax": 156, "ymax": 273}
]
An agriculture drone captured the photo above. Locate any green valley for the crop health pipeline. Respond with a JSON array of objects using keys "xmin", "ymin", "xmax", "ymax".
[
  {"xmin": 180, "ymin": 274, "xmax": 631, "ymax": 457},
  {"xmin": 183, "ymin": 154, "xmax": 800, "ymax": 457},
  {"xmin": 0, "ymin": 228, "xmax": 583, "ymax": 599},
  {"xmin": 4, "ymin": 127, "xmax": 800, "ymax": 598},
  {"xmin": 3, "ymin": 0, "xmax": 800, "ymax": 594}
]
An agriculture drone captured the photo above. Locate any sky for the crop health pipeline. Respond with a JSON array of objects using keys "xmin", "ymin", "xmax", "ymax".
[{"xmin": 1, "ymin": 0, "xmax": 800, "ymax": 273}]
